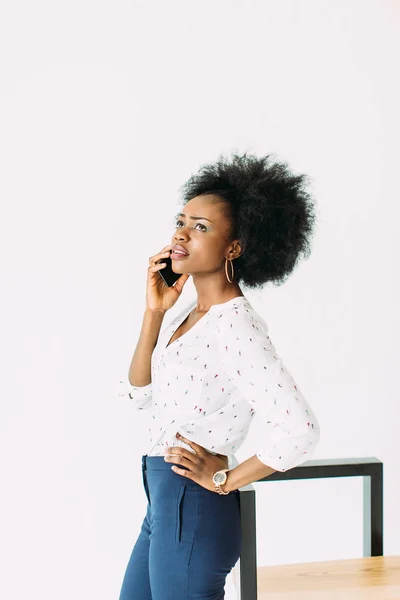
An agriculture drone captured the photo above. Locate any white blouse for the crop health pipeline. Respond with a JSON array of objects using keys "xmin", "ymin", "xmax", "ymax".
[{"xmin": 119, "ymin": 295, "xmax": 320, "ymax": 472}]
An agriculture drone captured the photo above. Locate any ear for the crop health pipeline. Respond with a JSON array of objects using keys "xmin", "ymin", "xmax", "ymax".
[{"xmin": 228, "ymin": 240, "xmax": 244, "ymax": 260}]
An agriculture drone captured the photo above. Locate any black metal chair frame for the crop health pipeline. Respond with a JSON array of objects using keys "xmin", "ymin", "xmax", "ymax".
[{"xmin": 235, "ymin": 457, "xmax": 383, "ymax": 600}]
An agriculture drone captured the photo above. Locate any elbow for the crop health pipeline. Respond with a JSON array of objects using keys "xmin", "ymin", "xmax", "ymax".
[
  {"xmin": 128, "ymin": 375, "xmax": 152, "ymax": 387},
  {"xmin": 308, "ymin": 419, "xmax": 321, "ymax": 447},
  {"xmin": 257, "ymin": 423, "xmax": 321, "ymax": 473},
  {"xmin": 298, "ymin": 419, "xmax": 320, "ymax": 458},
  {"xmin": 293, "ymin": 421, "xmax": 321, "ymax": 468}
]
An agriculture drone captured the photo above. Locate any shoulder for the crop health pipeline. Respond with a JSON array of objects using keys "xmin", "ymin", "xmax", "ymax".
[{"xmin": 216, "ymin": 297, "xmax": 269, "ymax": 338}]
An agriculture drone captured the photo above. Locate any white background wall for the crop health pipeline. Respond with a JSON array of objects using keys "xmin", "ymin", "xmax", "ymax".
[{"xmin": 1, "ymin": 1, "xmax": 399, "ymax": 599}]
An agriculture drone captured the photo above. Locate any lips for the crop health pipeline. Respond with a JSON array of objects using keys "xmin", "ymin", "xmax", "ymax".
[{"xmin": 171, "ymin": 245, "xmax": 189, "ymax": 256}]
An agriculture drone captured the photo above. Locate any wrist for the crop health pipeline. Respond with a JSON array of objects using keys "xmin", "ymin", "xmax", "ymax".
[
  {"xmin": 223, "ymin": 473, "xmax": 235, "ymax": 493},
  {"xmin": 212, "ymin": 468, "xmax": 232, "ymax": 494},
  {"xmin": 145, "ymin": 308, "xmax": 166, "ymax": 317},
  {"xmin": 212, "ymin": 469, "xmax": 236, "ymax": 494}
]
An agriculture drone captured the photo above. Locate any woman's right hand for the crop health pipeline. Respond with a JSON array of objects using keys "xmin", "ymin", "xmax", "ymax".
[{"xmin": 146, "ymin": 244, "xmax": 191, "ymax": 313}]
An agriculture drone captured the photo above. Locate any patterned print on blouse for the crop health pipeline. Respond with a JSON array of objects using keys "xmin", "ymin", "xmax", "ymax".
[{"xmin": 119, "ymin": 295, "xmax": 320, "ymax": 471}]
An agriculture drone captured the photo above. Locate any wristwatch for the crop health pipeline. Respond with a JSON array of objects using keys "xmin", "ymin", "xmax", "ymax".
[{"xmin": 212, "ymin": 469, "xmax": 230, "ymax": 495}]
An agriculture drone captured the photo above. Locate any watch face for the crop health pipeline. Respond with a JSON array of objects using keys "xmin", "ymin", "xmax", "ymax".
[{"xmin": 213, "ymin": 471, "xmax": 227, "ymax": 485}]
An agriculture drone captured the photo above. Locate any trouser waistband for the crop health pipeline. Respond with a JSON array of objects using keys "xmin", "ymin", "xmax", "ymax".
[{"xmin": 142, "ymin": 454, "xmax": 191, "ymax": 471}]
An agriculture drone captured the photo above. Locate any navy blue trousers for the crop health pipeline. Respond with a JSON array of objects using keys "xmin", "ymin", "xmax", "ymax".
[{"xmin": 119, "ymin": 455, "xmax": 242, "ymax": 600}]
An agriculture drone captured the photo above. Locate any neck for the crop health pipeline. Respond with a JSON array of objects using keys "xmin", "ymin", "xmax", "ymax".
[{"xmin": 191, "ymin": 275, "xmax": 243, "ymax": 314}]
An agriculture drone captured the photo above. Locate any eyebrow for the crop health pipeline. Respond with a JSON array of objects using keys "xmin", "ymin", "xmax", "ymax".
[{"xmin": 176, "ymin": 212, "xmax": 213, "ymax": 223}]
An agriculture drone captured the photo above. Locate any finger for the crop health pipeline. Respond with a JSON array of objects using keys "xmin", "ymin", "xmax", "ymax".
[
  {"xmin": 149, "ymin": 250, "xmax": 171, "ymax": 266},
  {"xmin": 149, "ymin": 247, "xmax": 172, "ymax": 262},
  {"xmin": 170, "ymin": 465, "xmax": 193, "ymax": 478},
  {"xmin": 156, "ymin": 244, "xmax": 172, "ymax": 256},
  {"xmin": 173, "ymin": 273, "xmax": 190, "ymax": 292},
  {"xmin": 176, "ymin": 434, "xmax": 205, "ymax": 455},
  {"xmin": 148, "ymin": 263, "xmax": 167, "ymax": 272},
  {"xmin": 165, "ymin": 454, "xmax": 194, "ymax": 470},
  {"xmin": 166, "ymin": 447, "xmax": 198, "ymax": 463}
]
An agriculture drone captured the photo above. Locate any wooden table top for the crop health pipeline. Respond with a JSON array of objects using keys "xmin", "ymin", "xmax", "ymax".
[{"xmin": 234, "ymin": 556, "xmax": 400, "ymax": 599}]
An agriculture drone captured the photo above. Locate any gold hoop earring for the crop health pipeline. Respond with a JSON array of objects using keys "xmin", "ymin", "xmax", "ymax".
[{"xmin": 225, "ymin": 257, "xmax": 234, "ymax": 283}]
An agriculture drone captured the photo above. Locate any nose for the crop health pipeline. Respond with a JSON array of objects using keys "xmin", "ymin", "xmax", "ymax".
[{"xmin": 173, "ymin": 225, "xmax": 189, "ymax": 242}]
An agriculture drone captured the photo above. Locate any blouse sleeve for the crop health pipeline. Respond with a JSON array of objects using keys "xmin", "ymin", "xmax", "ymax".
[
  {"xmin": 216, "ymin": 304, "xmax": 320, "ymax": 472},
  {"xmin": 118, "ymin": 378, "xmax": 153, "ymax": 410}
]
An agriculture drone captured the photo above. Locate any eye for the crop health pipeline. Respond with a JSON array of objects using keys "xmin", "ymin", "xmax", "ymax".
[{"xmin": 175, "ymin": 220, "xmax": 207, "ymax": 231}]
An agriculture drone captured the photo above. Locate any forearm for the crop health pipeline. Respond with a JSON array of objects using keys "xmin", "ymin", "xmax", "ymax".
[
  {"xmin": 128, "ymin": 309, "xmax": 166, "ymax": 386},
  {"xmin": 225, "ymin": 454, "xmax": 276, "ymax": 492}
]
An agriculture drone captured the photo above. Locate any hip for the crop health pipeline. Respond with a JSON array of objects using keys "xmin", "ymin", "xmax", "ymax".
[{"xmin": 141, "ymin": 454, "xmax": 241, "ymax": 549}]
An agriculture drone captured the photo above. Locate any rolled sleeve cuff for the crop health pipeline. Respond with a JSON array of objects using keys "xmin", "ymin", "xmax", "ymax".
[
  {"xmin": 118, "ymin": 379, "xmax": 153, "ymax": 410},
  {"xmin": 256, "ymin": 429, "xmax": 320, "ymax": 472}
]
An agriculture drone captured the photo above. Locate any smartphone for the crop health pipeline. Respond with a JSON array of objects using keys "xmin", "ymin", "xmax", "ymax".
[{"xmin": 158, "ymin": 255, "xmax": 182, "ymax": 287}]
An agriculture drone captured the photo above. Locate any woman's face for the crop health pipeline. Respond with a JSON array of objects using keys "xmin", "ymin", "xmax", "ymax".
[{"xmin": 170, "ymin": 194, "xmax": 240, "ymax": 277}]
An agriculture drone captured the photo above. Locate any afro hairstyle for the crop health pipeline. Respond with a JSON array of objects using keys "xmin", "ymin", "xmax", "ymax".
[{"xmin": 179, "ymin": 152, "xmax": 316, "ymax": 289}]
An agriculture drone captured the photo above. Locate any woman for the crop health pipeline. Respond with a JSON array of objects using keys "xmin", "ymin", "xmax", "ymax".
[{"xmin": 118, "ymin": 152, "xmax": 320, "ymax": 600}]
